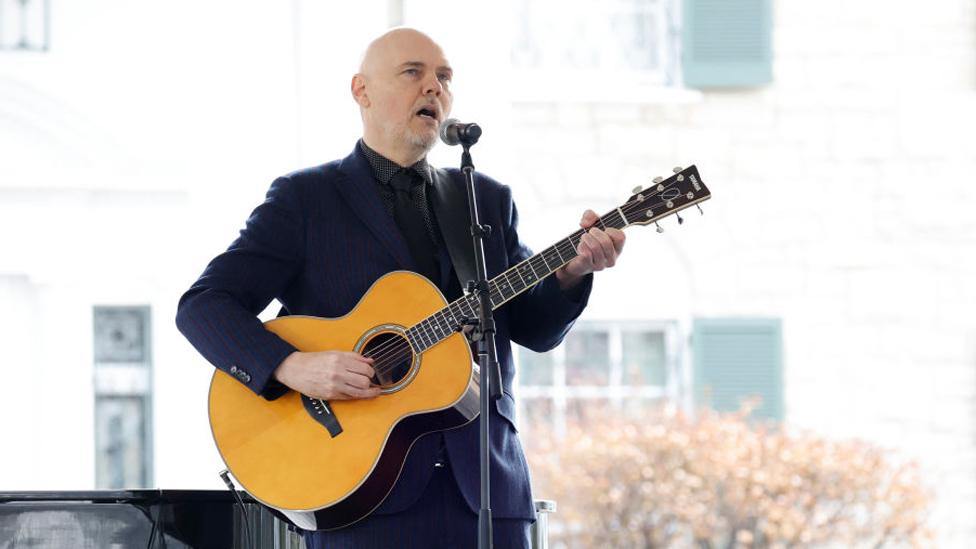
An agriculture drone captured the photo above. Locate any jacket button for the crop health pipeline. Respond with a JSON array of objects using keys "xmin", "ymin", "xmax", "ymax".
[
  {"xmin": 230, "ymin": 365, "xmax": 238, "ymax": 374},
  {"xmin": 243, "ymin": 374, "xmax": 252, "ymax": 383}
]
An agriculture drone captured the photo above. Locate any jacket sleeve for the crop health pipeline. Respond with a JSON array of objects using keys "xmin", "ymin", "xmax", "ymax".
[
  {"xmin": 498, "ymin": 185, "xmax": 593, "ymax": 353},
  {"xmin": 175, "ymin": 175, "xmax": 305, "ymax": 399}
]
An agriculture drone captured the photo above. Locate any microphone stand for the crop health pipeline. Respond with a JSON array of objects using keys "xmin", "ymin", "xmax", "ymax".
[{"xmin": 459, "ymin": 140, "xmax": 504, "ymax": 549}]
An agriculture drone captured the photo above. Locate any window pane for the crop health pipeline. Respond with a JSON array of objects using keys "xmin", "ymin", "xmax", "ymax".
[
  {"xmin": 518, "ymin": 348, "xmax": 554, "ymax": 386},
  {"xmin": 565, "ymin": 331, "xmax": 609, "ymax": 386},
  {"xmin": 622, "ymin": 331, "xmax": 667, "ymax": 385},
  {"xmin": 93, "ymin": 307, "xmax": 149, "ymax": 363},
  {"xmin": 95, "ymin": 396, "xmax": 148, "ymax": 489},
  {"xmin": 512, "ymin": 0, "xmax": 664, "ymax": 72}
]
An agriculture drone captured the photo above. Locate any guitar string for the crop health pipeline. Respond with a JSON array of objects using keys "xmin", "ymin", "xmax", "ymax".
[
  {"xmin": 361, "ymin": 188, "xmax": 699, "ymax": 377},
  {"xmin": 359, "ymin": 188, "xmax": 701, "ymax": 379}
]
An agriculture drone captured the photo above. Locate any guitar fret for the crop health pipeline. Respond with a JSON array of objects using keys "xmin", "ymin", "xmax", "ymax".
[
  {"xmin": 429, "ymin": 314, "xmax": 439, "ymax": 339},
  {"xmin": 495, "ymin": 277, "xmax": 514, "ymax": 300},
  {"xmin": 431, "ymin": 317, "xmax": 443, "ymax": 340},
  {"xmin": 531, "ymin": 255, "xmax": 550, "ymax": 275},
  {"xmin": 417, "ymin": 323, "xmax": 432, "ymax": 350},
  {"xmin": 508, "ymin": 270, "xmax": 525, "ymax": 294},
  {"xmin": 566, "ymin": 235, "xmax": 578, "ymax": 254},
  {"xmin": 412, "ymin": 326, "xmax": 428, "ymax": 351},
  {"xmin": 462, "ymin": 295, "xmax": 480, "ymax": 319},
  {"xmin": 544, "ymin": 247, "xmax": 561, "ymax": 268},
  {"xmin": 615, "ymin": 207, "xmax": 628, "ymax": 227},
  {"xmin": 512, "ymin": 266, "xmax": 527, "ymax": 288},
  {"xmin": 539, "ymin": 250, "xmax": 551, "ymax": 270}
]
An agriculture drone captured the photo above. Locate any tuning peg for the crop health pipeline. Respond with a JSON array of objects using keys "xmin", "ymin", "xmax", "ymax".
[
  {"xmin": 655, "ymin": 222, "xmax": 664, "ymax": 233},
  {"xmin": 672, "ymin": 166, "xmax": 683, "ymax": 174},
  {"xmin": 632, "ymin": 185, "xmax": 642, "ymax": 194},
  {"xmin": 676, "ymin": 213, "xmax": 684, "ymax": 225},
  {"xmin": 697, "ymin": 204, "xmax": 704, "ymax": 215},
  {"xmin": 652, "ymin": 176, "xmax": 663, "ymax": 184}
]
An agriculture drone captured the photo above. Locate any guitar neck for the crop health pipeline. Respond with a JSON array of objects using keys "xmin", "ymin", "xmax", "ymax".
[
  {"xmin": 403, "ymin": 163, "xmax": 710, "ymax": 353},
  {"xmin": 404, "ymin": 208, "xmax": 626, "ymax": 353}
]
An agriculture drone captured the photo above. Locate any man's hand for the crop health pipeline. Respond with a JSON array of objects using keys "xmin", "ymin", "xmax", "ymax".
[
  {"xmin": 555, "ymin": 209, "xmax": 626, "ymax": 290},
  {"xmin": 273, "ymin": 351, "xmax": 381, "ymax": 400}
]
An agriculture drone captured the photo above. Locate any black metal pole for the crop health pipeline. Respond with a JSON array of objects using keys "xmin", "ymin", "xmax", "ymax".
[{"xmin": 459, "ymin": 144, "xmax": 503, "ymax": 549}]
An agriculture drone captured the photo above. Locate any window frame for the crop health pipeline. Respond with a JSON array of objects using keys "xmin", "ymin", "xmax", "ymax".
[{"xmin": 516, "ymin": 319, "xmax": 685, "ymax": 436}]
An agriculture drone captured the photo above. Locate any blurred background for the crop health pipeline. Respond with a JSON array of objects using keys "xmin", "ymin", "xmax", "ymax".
[{"xmin": 1, "ymin": 0, "xmax": 973, "ymax": 546}]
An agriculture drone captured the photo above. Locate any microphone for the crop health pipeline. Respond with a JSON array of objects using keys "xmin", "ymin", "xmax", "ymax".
[{"xmin": 439, "ymin": 118, "xmax": 482, "ymax": 146}]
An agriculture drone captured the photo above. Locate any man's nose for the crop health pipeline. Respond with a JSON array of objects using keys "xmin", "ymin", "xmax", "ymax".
[{"xmin": 422, "ymin": 73, "xmax": 443, "ymax": 96}]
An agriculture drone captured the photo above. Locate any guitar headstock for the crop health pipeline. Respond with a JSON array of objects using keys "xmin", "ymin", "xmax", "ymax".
[{"xmin": 620, "ymin": 165, "xmax": 710, "ymax": 230}]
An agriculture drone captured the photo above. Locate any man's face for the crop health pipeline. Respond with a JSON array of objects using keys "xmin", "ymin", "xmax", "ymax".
[{"xmin": 355, "ymin": 30, "xmax": 454, "ymax": 159}]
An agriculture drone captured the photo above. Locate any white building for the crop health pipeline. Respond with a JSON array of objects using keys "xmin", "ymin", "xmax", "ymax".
[{"xmin": 1, "ymin": 0, "xmax": 973, "ymax": 545}]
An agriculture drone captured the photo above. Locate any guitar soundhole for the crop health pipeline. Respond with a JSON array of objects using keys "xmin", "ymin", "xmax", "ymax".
[{"xmin": 362, "ymin": 332, "xmax": 414, "ymax": 387}]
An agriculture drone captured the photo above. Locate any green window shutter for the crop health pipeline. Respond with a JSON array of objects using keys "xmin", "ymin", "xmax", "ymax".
[
  {"xmin": 681, "ymin": 0, "xmax": 773, "ymax": 88},
  {"xmin": 693, "ymin": 318, "xmax": 783, "ymax": 420}
]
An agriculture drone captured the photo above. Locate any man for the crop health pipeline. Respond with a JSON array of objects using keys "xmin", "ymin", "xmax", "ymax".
[{"xmin": 176, "ymin": 28, "xmax": 625, "ymax": 548}]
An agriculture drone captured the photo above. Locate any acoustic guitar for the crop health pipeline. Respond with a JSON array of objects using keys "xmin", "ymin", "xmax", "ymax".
[{"xmin": 208, "ymin": 165, "xmax": 710, "ymax": 530}]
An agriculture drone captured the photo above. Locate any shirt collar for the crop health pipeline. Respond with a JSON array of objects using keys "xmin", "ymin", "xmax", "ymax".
[{"xmin": 358, "ymin": 139, "xmax": 433, "ymax": 186}]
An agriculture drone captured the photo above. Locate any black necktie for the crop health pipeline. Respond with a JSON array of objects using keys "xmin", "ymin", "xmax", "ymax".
[{"xmin": 389, "ymin": 169, "xmax": 440, "ymax": 283}]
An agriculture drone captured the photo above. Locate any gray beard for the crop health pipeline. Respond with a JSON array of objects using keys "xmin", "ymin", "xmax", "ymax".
[{"xmin": 405, "ymin": 127, "xmax": 437, "ymax": 153}]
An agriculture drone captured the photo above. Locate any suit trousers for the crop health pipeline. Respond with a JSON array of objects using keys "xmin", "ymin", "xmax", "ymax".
[{"xmin": 302, "ymin": 461, "xmax": 532, "ymax": 549}]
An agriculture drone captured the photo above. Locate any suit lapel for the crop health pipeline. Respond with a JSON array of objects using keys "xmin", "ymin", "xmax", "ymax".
[
  {"xmin": 334, "ymin": 146, "xmax": 416, "ymax": 271},
  {"xmin": 430, "ymin": 167, "xmax": 476, "ymax": 288}
]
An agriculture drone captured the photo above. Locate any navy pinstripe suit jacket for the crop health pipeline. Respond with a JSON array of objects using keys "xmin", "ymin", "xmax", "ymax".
[{"xmin": 176, "ymin": 143, "xmax": 591, "ymax": 521}]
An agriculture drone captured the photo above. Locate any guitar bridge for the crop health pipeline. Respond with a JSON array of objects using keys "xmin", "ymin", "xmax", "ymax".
[{"xmin": 301, "ymin": 394, "xmax": 343, "ymax": 437}]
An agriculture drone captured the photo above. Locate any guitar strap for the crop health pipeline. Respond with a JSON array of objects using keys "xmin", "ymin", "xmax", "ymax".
[{"xmin": 430, "ymin": 167, "xmax": 477, "ymax": 293}]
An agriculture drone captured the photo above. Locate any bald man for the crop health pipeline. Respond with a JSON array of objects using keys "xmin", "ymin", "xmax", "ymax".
[{"xmin": 177, "ymin": 28, "xmax": 624, "ymax": 548}]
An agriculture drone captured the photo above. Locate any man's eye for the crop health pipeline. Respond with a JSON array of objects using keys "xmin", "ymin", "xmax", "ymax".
[
  {"xmin": 438, "ymin": 74, "xmax": 452, "ymax": 82},
  {"xmin": 403, "ymin": 69, "xmax": 419, "ymax": 76}
]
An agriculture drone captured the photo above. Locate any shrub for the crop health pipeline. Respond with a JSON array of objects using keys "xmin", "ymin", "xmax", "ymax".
[{"xmin": 525, "ymin": 405, "xmax": 932, "ymax": 548}]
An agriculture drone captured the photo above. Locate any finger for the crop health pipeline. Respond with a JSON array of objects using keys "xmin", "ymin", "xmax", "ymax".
[
  {"xmin": 607, "ymin": 228, "xmax": 626, "ymax": 254},
  {"xmin": 592, "ymin": 230, "xmax": 617, "ymax": 267},
  {"xmin": 342, "ymin": 383, "xmax": 381, "ymax": 400},
  {"xmin": 344, "ymin": 371, "xmax": 372, "ymax": 390},
  {"xmin": 342, "ymin": 351, "xmax": 374, "ymax": 363},
  {"xmin": 345, "ymin": 361, "xmax": 376, "ymax": 378},
  {"xmin": 579, "ymin": 209, "xmax": 599, "ymax": 229},
  {"xmin": 582, "ymin": 232, "xmax": 607, "ymax": 268}
]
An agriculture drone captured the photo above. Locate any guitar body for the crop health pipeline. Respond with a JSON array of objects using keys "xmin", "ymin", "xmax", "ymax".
[{"xmin": 208, "ymin": 271, "xmax": 479, "ymax": 531}]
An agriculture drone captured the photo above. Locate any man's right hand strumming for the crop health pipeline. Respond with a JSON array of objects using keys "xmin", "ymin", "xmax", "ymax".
[{"xmin": 273, "ymin": 351, "xmax": 381, "ymax": 400}]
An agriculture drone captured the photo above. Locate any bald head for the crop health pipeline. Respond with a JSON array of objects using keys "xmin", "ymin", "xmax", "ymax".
[
  {"xmin": 351, "ymin": 28, "xmax": 453, "ymax": 166},
  {"xmin": 359, "ymin": 28, "xmax": 444, "ymax": 76}
]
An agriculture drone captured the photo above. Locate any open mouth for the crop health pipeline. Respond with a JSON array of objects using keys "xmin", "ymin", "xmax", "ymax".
[{"xmin": 416, "ymin": 107, "xmax": 438, "ymax": 122}]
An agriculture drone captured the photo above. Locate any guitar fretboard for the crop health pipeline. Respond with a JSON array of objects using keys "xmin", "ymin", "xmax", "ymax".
[{"xmin": 404, "ymin": 208, "xmax": 629, "ymax": 352}]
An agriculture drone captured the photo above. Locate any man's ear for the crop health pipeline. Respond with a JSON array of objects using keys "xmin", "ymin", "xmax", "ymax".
[{"xmin": 351, "ymin": 74, "xmax": 370, "ymax": 108}]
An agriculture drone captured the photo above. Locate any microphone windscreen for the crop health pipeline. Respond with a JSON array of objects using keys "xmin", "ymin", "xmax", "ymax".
[{"xmin": 440, "ymin": 118, "xmax": 461, "ymax": 146}]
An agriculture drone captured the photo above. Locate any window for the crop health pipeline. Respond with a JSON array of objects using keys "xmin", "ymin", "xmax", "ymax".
[
  {"xmin": 512, "ymin": 0, "xmax": 681, "ymax": 87},
  {"xmin": 517, "ymin": 321, "xmax": 683, "ymax": 436},
  {"xmin": 0, "ymin": 0, "xmax": 50, "ymax": 52},
  {"xmin": 93, "ymin": 306, "xmax": 153, "ymax": 489},
  {"xmin": 681, "ymin": 0, "xmax": 773, "ymax": 87}
]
